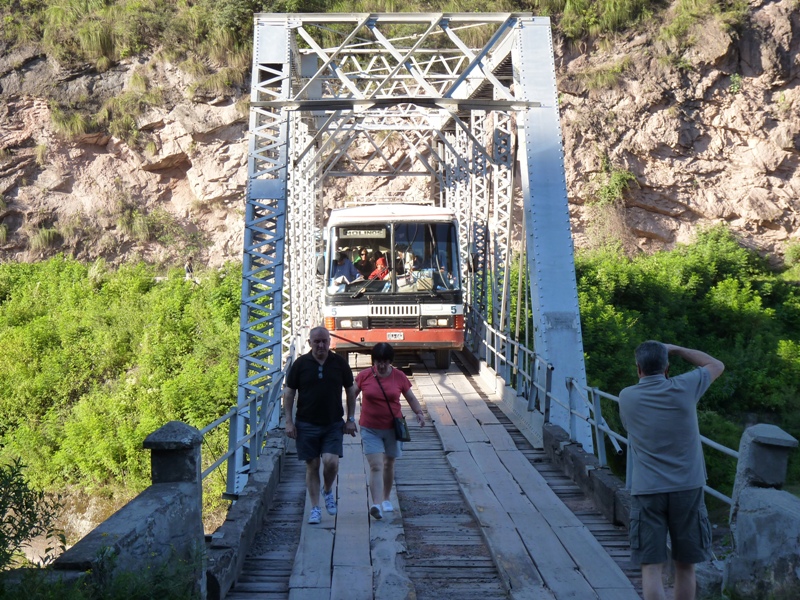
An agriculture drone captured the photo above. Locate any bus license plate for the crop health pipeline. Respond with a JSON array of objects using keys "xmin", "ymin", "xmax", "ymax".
[{"xmin": 387, "ymin": 332, "xmax": 404, "ymax": 340}]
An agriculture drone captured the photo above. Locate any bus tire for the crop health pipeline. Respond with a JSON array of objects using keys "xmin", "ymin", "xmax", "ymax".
[{"xmin": 435, "ymin": 349, "xmax": 450, "ymax": 370}]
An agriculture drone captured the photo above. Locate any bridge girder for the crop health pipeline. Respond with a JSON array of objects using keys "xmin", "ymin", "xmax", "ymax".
[{"xmin": 235, "ymin": 13, "xmax": 591, "ymax": 491}]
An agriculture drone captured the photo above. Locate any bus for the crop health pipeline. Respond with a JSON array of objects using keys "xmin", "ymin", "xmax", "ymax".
[{"xmin": 320, "ymin": 204, "xmax": 464, "ymax": 369}]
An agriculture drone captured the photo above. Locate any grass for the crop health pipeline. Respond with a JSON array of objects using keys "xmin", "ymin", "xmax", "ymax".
[
  {"xmin": 29, "ymin": 228, "xmax": 61, "ymax": 252},
  {"xmin": 34, "ymin": 144, "xmax": 47, "ymax": 167},
  {"xmin": 659, "ymin": 0, "xmax": 749, "ymax": 48},
  {"xmin": 580, "ymin": 57, "xmax": 632, "ymax": 90},
  {"xmin": 50, "ymin": 105, "xmax": 92, "ymax": 139}
]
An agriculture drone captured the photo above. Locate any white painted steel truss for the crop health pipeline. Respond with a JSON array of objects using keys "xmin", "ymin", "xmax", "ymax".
[{"xmin": 234, "ymin": 13, "xmax": 591, "ymax": 490}]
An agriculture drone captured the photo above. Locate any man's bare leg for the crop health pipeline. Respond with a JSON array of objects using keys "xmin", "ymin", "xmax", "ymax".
[
  {"xmin": 306, "ymin": 457, "xmax": 321, "ymax": 506},
  {"xmin": 641, "ymin": 563, "xmax": 666, "ymax": 600},
  {"xmin": 673, "ymin": 561, "xmax": 696, "ymax": 600},
  {"xmin": 321, "ymin": 453, "xmax": 339, "ymax": 494}
]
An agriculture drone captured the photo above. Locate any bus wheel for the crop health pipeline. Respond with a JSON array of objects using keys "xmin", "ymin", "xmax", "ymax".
[{"xmin": 435, "ymin": 349, "xmax": 450, "ymax": 370}]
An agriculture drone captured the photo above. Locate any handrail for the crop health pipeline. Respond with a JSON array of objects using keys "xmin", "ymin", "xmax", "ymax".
[
  {"xmin": 199, "ymin": 331, "xmax": 304, "ymax": 499},
  {"xmin": 466, "ymin": 305, "xmax": 739, "ymax": 506}
]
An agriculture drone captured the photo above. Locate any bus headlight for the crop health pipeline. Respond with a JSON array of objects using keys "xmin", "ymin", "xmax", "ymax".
[
  {"xmin": 336, "ymin": 318, "xmax": 366, "ymax": 329},
  {"xmin": 424, "ymin": 317, "xmax": 452, "ymax": 328}
]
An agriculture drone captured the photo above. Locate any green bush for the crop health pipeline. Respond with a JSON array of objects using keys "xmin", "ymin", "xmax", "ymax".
[
  {"xmin": 0, "ymin": 458, "xmax": 62, "ymax": 570},
  {"xmin": 0, "ymin": 257, "xmax": 240, "ymax": 494},
  {"xmin": 507, "ymin": 225, "xmax": 800, "ymax": 491}
]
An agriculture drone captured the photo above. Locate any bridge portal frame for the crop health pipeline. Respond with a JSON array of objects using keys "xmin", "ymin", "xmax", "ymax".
[{"xmin": 235, "ymin": 12, "xmax": 591, "ymax": 493}]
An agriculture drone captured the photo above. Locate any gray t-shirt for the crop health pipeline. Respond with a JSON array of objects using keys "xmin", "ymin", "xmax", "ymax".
[{"xmin": 618, "ymin": 368, "xmax": 711, "ymax": 495}]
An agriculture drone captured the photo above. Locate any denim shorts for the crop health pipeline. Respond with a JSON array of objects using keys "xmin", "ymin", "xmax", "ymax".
[
  {"xmin": 361, "ymin": 426, "xmax": 403, "ymax": 458},
  {"xmin": 629, "ymin": 487, "xmax": 713, "ymax": 565},
  {"xmin": 294, "ymin": 419, "xmax": 344, "ymax": 461}
]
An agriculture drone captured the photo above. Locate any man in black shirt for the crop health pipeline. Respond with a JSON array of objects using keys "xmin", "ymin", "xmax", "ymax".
[{"xmin": 283, "ymin": 327, "xmax": 357, "ymax": 524}]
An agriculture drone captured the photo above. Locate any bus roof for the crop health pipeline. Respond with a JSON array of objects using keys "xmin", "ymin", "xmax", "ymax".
[{"xmin": 327, "ymin": 204, "xmax": 456, "ymax": 225}]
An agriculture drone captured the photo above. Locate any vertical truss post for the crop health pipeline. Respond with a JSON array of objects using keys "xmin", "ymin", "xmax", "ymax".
[
  {"xmin": 514, "ymin": 17, "xmax": 593, "ymax": 450},
  {"xmin": 286, "ymin": 113, "xmax": 321, "ymax": 344},
  {"xmin": 492, "ymin": 110, "xmax": 514, "ymax": 381},
  {"xmin": 234, "ymin": 19, "xmax": 292, "ymax": 492}
]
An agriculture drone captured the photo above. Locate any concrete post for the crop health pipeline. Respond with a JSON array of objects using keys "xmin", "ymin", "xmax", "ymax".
[
  {"xmin": 731, "ymin": 423, "xmax": 798, "ymax": 512},
  {"xmin": 143, "ymin": 420, "xmax": 203, "ymax": 485},
  {"xmin": 724, "ymin": 424, "xmax": 800, "ymax": 598},
  {"xmin": 143, "ymin": 421, "xmax": 206, "ymax": 599}
]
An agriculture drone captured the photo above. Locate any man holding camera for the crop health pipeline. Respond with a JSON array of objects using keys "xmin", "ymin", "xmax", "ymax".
[{"xmin": 619, "ymin": 341, "xmax": 724, "ymax": 600}]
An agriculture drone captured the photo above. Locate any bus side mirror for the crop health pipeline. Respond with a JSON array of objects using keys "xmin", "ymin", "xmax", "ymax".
[{"xmin": 316, "ymin": 255, "xmax": 325, "ymax": 276}]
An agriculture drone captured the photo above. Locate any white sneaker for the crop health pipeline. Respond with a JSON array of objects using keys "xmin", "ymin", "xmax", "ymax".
[
  {"xmin": 381, "ymin": 500, "xmax": 394, "ymax": 513},
  {"xmin": 308, "ymin": 506, "xmax": 322, "ymax": 524},
  {"xmin": 324, "ymin": 490, "xmax": 338, "ymax": 515},
  {"xmin": 370, "ymin": 504, "xmax": 383, "ymax": 520}
]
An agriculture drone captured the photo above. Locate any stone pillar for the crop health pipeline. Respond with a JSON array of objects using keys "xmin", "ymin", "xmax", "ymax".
[
  {"xmin": 144, "ymin": 420, "xmax": 203, "ymax": 486},
  {"xmin": 724, "ymin": 424, "xmax": 800, "ymax": 599},
  {"xmin": 143, "ymin": 421, "xmax": 206, "ymax": 599},
  {"xmin": 731, "ymin": 423, "xmax": 798, "ymax": 511}
]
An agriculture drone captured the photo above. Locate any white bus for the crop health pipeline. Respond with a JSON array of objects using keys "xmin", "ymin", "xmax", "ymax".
[{"xmin": 321, "ymin": 204, "xmax": 465, "ymax": 369}]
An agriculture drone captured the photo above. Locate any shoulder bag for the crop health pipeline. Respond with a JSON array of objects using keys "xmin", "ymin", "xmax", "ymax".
[{"xmin": 373, "ymin": 369, "xmax": 411, "ymax": 442}]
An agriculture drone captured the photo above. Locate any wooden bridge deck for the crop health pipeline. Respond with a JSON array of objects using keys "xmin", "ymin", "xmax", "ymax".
[{"xmin": 227, "ymin": 355, "xmax": 642, "ymax": 600}]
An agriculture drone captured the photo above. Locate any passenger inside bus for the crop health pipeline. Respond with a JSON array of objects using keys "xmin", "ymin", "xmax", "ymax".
[
  {"xmin": 368, "ymin": 251, "xmax": 390, "ymax": 280},
  {"xmin": 355, "ymin": 248, "xmax": 374, "ymax": 278},
  {"xmin": 331, "ymin": 251, "xmax": 361, "ymax": 284}
]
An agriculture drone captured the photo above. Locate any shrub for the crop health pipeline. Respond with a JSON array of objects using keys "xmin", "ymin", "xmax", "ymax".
[
  {"xmin": 785, "ymin": 241, "xmax": 800, "ymax": 267},
  {"xmin": 0, "ymin": 458, "xmax": 62, "ymax": 570},
  {"xmin": 29, "ymin": 227, "xmax": 61, "ymax": 252}
]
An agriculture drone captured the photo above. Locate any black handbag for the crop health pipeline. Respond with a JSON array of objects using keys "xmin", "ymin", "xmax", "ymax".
[{"xmin": 373, "ymin": 369, "xmax": 411, "ymax": 442}]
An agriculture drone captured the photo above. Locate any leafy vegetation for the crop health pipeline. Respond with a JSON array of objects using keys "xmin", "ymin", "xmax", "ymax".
[
  {"xmin": 0, "ymin": 257, "xmax": 241, "ymax": 502},
  {"xmin": 1, "ymin": 546, "xmax": 200, "ymax": 599},
  {"xmin": 572, "ymin": 225, "xmax": 800, "ymax": 493},
  {"xmin": 0, "ymin": 458, "xmax": 62, "ymax": 570}
]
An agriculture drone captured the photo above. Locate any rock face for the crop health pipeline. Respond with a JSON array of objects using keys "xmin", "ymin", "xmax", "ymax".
[{"xmin": 0, "ymin": 3, "xmax": 798, "ymax": 269}]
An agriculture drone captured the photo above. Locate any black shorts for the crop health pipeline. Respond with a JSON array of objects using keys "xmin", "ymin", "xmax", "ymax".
[
  {"xmin": 629, "ymin": 487, "xmax": 713, "ymax": 565},
  {"xmin": 295, "ymin": 419, "xmax": 344, "ymax": 462}
]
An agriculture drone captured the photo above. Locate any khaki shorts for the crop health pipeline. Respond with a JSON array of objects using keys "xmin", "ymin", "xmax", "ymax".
[
  {"xmin": 629, "ymin": 487, "xmax": 713, "ymax": 565},
  {"xmin": 360, "ymin": 426, "xmax": 403, "ymax": 458}
]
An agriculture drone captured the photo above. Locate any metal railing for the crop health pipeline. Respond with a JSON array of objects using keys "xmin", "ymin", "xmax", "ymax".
[
  {"xmin": 199, "ymin": 332, "xmax": 303, "ymax": 499},
  {"xmin": 468, "ymin": 306, "xmax": 739, "ymax": 506}
]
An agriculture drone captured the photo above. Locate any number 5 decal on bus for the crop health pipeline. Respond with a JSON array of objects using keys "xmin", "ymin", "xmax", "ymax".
[{"xmin": 450, "ymin": 305, "xmax": 456, "ymax": 314}]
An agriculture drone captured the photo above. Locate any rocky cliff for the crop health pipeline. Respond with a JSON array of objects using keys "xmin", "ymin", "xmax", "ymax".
[{"xmin": 0, "ymin": 1, "xmax": 798, "ymax": 269}]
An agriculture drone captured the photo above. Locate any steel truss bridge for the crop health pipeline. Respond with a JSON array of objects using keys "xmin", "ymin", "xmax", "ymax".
[{"xmin": 231, "ymin": 12, "xmax": 593, "ymax": 493}]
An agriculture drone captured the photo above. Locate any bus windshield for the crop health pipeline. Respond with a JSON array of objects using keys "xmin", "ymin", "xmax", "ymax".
[{"xmin": 326, "ymin": 220, "xmax": 461, "ymax": 296}]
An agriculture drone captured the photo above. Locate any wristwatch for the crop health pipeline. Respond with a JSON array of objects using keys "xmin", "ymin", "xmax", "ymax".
[{"xmin": 347, "ymin": 417, "xmax": 355, "ymax": 422}]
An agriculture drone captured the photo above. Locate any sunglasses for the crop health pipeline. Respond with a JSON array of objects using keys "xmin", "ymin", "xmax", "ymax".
[{"xmin": 318, "ymin": 365, "xmax": 324, "ymax": 379}]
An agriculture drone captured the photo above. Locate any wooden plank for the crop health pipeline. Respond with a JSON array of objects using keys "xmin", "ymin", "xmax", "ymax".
[
  {"xmin": 511, "ymin": 509, "xmax": 597, "ymax": 599},
  {"xmin": 289, "ymin": 587, "xmax": 330, "ymax": 600},
  {"xmin": 288, "ymin": 526, "xmax": 334, "ymax": 589},
  {"xmin": 446, "ymin": 450, "xmax": 555, "ymax": 600},
  {"xmin": 464, "ymin": 397, "xmax": 501, "ymax": 424},
  {"xmin": 331, "ymin": 565, "xmax": 372, "ymax": 600},
  {"xmin": 436, "ymin": 424, "xmax": 468, "ymax": 452},
  {"xmin": 555, "ymin": 524, "xmax": 639, "ymax": 593},
  {"xmin": 441, "ymin": 398, "xmax": 488, "ymax": 443},
  {"xmin": 370, "ymin": 486, "xmax": 415, "ymax": 600},
  {"xmin": 332, "ymin": 409, "xmax": 371, "ymax": 566},
  {"xmin": 482, "ymin": 422, "xmax": 518, "ymax": 451},
  {"xmin": 468, "ymin": 443, "xmax": 540, "ymax": 515},
  {"xmin": 425, "ymin": 402, "xmax": 455, "ymax": 426},
  {"xmin": 496, "ymin": 449, "xmax": 585, "ymax": 525}
]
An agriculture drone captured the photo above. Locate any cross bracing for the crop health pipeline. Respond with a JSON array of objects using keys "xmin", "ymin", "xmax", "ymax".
[{"xmin": 233, "ymin": 12, "xmax": 592, "ymax": 493}]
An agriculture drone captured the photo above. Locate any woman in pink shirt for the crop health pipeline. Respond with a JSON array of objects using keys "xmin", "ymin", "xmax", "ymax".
[{"xmin": 354, "ymin": 343, "xmax": 425, "ymax": 520}]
